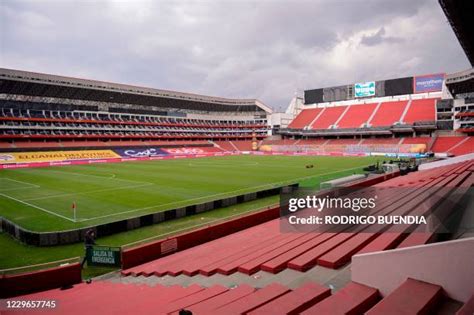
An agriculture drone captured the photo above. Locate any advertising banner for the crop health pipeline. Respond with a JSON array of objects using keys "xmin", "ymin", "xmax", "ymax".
[
  {"xmin": 414, "ymin": 73, "xmax": 445, "ymax": 93},
  {"xmin": 0, "ymin": 152, "xmax": 240, "ymax": 169},
  {"xmin": 354, "ymin": 81, "xmax": 376, "ymax": 97},
  {"xmin": 0, "ymin": 150, "xmax": 121, "ymax": 164},
  {"xmin": 113, "ymin": 147, "xmax": 168, "ymax": 158},
  {"xmin": 162, "ymin": 147, "xmax": 208, "ymax": 154}
]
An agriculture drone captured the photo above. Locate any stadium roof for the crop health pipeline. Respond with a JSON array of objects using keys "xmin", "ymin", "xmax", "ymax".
[
  {"xmin": 439, "ymin": 0, "xmax": 474, "ymax": 66},
  {"xmin": 0, "ymin": 68, "xmax": 272, "ymax": 113},
  {"xmin": 445, "ymin": 68, "xmax": 474, "ymax": 97}
]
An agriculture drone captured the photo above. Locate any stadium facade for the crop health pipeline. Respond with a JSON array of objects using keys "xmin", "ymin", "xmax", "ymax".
[{"xmin": 0, "ymin": 68, "xmax": 272, "ymax": 150}]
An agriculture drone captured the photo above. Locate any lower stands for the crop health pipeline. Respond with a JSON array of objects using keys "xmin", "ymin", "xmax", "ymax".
[
  {"xmin": 13, "ymin": 276, "xmax": 468, "ymax": 314},
  {"xmin": 3, "ymin": 136, "xmax": 474, "ymax": 156},
  {"xmin": 449, "ymin": 137, "xmax": 474, "ymax": 156},
  {"xmin": 215, "ymin": 141, "xmax": 237, "ymax": 151},
  {"xmin": 260, "ymin": 139, "xmax": 299, "ymax": 146},
  {"xmin": 264, "ymin": 136, "xmax": 474, "ymax": 156},
  {"xmin": 247, "ymin": 282, "xmax": 330, "ymax": 315},
  {"xmin": 431, "ymin": 136, "xmax": 474, "ymax": 156},
  {"xmin": 231, "ymin": 141, "xmax": 254, "ymax": 151},
  {"xmin": 366, "ymin": 278, "xmax": 443, "ymax": 315},
  {"xmin": 301, "ymin": 281, "xmax": 380, "ymax": 315}
]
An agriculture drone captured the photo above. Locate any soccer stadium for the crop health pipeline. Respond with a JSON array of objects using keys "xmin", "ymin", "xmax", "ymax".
[{"xmin": 0, "ymin": 0, "xmax": 473, "ymax": 314}]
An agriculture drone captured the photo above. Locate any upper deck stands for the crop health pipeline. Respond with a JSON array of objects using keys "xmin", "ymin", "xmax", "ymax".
[
  {"xmin": 370, "ymin": 101, "xmax": 408, "ymax": 127},
  {"xmin": 288, "ymin": 108, "xmax": 322, "ymax": 129},
  {"xmin": 2, "ymin": 140, "xmax": 212, "ymax": 150},
  {"xmin": 310, "ymin": 106, "xmax": 347, "ymax": 129},
  {"xmin": 288, "ymin": 98, "xmax": 438, "ymax": 131},
  {"xmin": 403, "ymin": 98, "xmax": 437, "ymax": 124},
  {"xmin": 337, "ymin": 103, "xmax": 377, "ymax": 129}
]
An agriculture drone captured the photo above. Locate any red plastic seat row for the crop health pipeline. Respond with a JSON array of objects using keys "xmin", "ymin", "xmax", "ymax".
[
  {"xmin": 311, "ymin": 106, "xmax": 347, "ymax": 129},
  {"xmin": 431, "ymin": 136, "xmax": 468, "ymax": 153},
  {"xmin": 14, "ymin": 276, "xmax": 469, "ymax": 314},
  {"xmin": 288, "ymin": 108, "xmax": 323, "ymax": 129},
  {"xmin": 248, "ymin": 282, "xmax": 330, "ymax": 315},
  {"xmin": 369, "ymin": 100, "xmax": 408, "ymax": 127},
  {"xmin": 403, "ymin": 98, "xmax": 437, "ymax": 124},
  {"xmin": 301, "ymin": 281, "xmax": 380, "ymax": 314},
  {"xmin": 123, "ymin": 220, "xmax": 281, "ymax": 276},
  {"xmin": 366, "ymin": 278, "xmax": 443, "ymax": 315},
  {"xmin": 231, "ymin": 141, "xmax": 254, "ymax": 151},
  {"xmin": 337, "ymin": 103, "xmax": 378, "ymax": 129},
  {"xmin": 450, "ymin": 137, "xmax": 474, "ymax": 156}
]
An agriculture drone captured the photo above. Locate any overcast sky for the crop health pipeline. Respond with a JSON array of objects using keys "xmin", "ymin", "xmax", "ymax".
[{"xmin": 0, "ymin": 0, "xmax": 470, "ymax": 111}]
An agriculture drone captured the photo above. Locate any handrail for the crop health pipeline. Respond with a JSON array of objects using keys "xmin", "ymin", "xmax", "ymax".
[{"xmin": 0, "ymin": 257, "xmax": 80, "ymax": 276}]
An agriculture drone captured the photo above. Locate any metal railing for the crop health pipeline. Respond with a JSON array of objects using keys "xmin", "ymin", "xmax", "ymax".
[{"xmin": 0, "ymin": 257, "xmax": 80, "ymax": 277}]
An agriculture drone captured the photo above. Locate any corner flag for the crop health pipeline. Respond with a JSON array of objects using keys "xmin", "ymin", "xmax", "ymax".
[{"xmin": 72, "ymin": 202, "xmax": 77, "ymax": 221}]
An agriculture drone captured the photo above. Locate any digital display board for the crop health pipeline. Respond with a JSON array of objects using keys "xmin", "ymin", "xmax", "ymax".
[
  {"xmin": 414, "ymin": 73, "xmax": 445, "ymax": 93},
  {"xmin": 354, "ymin": 81, "xmax": 376, "ymax": 97}
]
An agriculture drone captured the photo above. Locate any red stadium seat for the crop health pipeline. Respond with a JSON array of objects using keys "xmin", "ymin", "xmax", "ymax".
[
  {"xmin": 288, "ymin": 108, "xmax": 323, "ymax": 129},
  {"xmin": 311, "ymin": 106, "xmax": 347, "ymax": 129},
  {"xmin": 300, "ymin": 281, "xmax": 380, "ymax": 315},
  {"xmin": 370, "ymin": 101, "xmax": 408, "ymax": 127},
  {"xmin": 403, "ymin": 99, "xmax": 437, "ymax": 124},
  {"xmin": 366, "ymin": 278, "xmax": 443, "ymax": 315},
  {"xmin": 337, "ymin": 103, "xmax": 377, "ymax": 129}
]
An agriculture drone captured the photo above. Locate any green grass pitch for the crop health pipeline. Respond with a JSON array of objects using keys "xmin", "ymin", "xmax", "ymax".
[{"xmin": 0, "ymin": 155, "xmax": 379, "ymax": 232}]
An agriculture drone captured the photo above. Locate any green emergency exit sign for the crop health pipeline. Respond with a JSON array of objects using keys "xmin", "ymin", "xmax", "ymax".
[{"xmin": 86, "ymin": 246, "xmax": 121, "ymax": 266}]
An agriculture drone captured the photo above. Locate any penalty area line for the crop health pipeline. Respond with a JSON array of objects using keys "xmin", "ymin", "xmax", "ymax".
[
  {"xmin": 0, "ymin": 193, "xmax": 76, "ymax": 222},
  {"xmin": 0, "ymin": 178, "xmax": 41, "ymax": 189},
  {"xmin": 23, "ymin": 183, "xmax": 154, "ymax": 202}
]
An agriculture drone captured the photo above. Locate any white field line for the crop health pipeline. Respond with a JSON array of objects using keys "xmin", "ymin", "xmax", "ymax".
[
  {"xmin": 35, "ymin": 169, "xmax": 154, "ymax": 185},
  {"xmin": 0, "ymin": 193, "xmax": 75, "ymax": 222},
  {"xmin": 187, "ymin": 160, "xmax": 322, "ymax": 169},
  {"xmin": 23, "ymin": 183, "xmax": 154, "ymax": 201},
  {"xmin": 2, "ymin": 178, "xmax": 41, "ymax": 188},
  {"xmin": 0, "ymin": 187, "xmax": 41, "ymax": 192},
  {"xmin": 81, "ymin": 166, "xmax": 363, "ymax": 222},
  {"xmin": 188, "ymin": 161, "xmax": 260, "ymax": 167},
  {"xmin": 0, "ymin": 178, "xmax": 41, "ymax": 192}
]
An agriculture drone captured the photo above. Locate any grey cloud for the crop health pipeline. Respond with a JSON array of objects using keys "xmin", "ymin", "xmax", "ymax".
[
  {"xmin": 0, "ymin": 0, "xmax": 470, "ymax": 111},
  {"xmin": 360, "ymin": 27, "xmax": 404, "ymax": 46}
]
